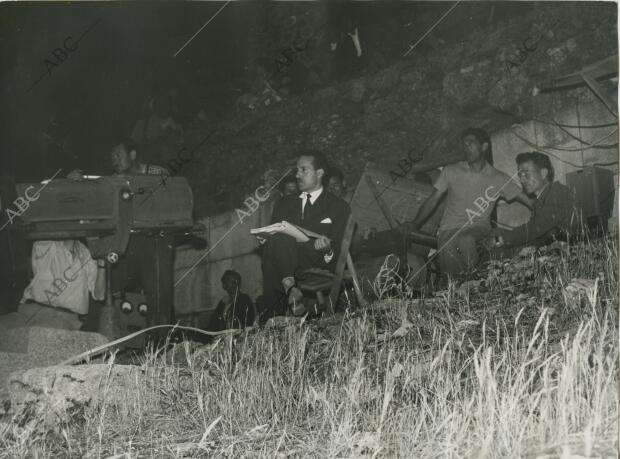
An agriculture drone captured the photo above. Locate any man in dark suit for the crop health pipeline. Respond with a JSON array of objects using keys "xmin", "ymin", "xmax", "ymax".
[
  {"xmin": 260, "ymin": 151, "xmax": 351, "ymax": 316},
  {"xmin": 209, "ymin": 270, "xmax": 256, "ymax": 331}
]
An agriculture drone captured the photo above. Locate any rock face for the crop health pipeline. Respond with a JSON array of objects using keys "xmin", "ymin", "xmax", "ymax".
[
  {"xmin": 0, "ymin": 352, "xmax": 32, "ymax": 404},
  {"xmin": 0, "ymin": 326, "xmax": 108, "ymax": 403},
  {"xmin": 8, "ymin": 365, "xmax": 147, "ymax": 432},
  {"xmin": 173, "ymin": 3, "xmax": 616, "ymax": 217}
]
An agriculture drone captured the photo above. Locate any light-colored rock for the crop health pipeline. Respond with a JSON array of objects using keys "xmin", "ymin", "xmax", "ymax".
[
  {"xmin": 9, "ymin": 364, "xmax": 148, "ymax": 431},
  {"xmin": 0, "ymin": 327, "xmax": 109, "ymax": 402},
  {"xmin": 0, "ymin": 351, "xmax": 31, "ymax": 402},
  {"xmin": 0, "ymin": 303, "xmax": 82, "ymax": 331},
  {"xmin": 0, "ymin": 311, "xmax": 29, "ymax": 330},
  {"xmin": 0, "ymin": 327, "xmax": 108, "ymax": 367}
]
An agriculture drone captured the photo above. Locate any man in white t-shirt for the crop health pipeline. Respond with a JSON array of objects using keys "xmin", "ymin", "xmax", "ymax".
[{"xmin": 401, "ymin": 128, "xmax": 532, "ymax": 279}]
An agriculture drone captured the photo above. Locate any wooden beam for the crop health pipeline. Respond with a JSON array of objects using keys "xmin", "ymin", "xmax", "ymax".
[
  {"xmin": 346, "ymin": 253, "xmax": 368, "ymax": 309},
  {"xmin": 539, "ymin": 54, "xmax": 618, "ymax": 93},
  {"xmin": 327, "ymin": 215, "xmax": 356, "ymax": 314},
  {"xmin": 580, "ymin": 71, "xmax": 618, "ymax": 119}
]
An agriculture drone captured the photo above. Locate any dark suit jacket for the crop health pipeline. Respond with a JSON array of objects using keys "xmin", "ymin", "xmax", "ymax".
[
  {"xmin": 270, "ymin": 189, "xmax": 351, "ymax": 261},
  {"xmin": 210, "ymin": 292, "xmax": 255, "ymax": 331},
  {"xmin": 497, "ymin": 181, "xmax": 582, "ymax": 247}
]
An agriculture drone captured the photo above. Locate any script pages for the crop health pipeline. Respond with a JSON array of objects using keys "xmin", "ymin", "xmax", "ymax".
[{"xmin": 250, "ymin": 221, "xmax": 327, "ymax": 243}]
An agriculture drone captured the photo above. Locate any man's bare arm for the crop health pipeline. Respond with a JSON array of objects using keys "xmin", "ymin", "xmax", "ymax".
[{"xmin": 401, "ymin": 188, "xmax": 446, "ymax": 233}]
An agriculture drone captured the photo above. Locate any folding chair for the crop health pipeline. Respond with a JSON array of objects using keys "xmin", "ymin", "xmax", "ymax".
[{"xmin": 296, "ymin": 215, "xmax": 367, "ymax": 314}]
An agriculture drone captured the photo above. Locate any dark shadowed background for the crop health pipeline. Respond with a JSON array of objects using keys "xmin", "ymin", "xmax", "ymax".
[{"xmin": 0, "ymin": 1, "xmax": 616, "ymax": 216}]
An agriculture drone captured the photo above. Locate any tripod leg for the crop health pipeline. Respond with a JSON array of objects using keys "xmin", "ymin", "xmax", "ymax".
[{"xmin": 97, "ymin": 261, "xmax": 121, "ymax": 340}]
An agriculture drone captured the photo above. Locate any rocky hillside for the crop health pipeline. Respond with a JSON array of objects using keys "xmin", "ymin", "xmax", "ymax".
[{"xmin": 152, "ymin": 2, "xmax": 616, "ymax": 216}]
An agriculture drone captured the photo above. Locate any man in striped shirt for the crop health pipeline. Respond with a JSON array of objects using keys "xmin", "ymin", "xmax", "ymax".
[{"xmin": 109, "ymin": 139, "xmax": 169, "ymax": 177}]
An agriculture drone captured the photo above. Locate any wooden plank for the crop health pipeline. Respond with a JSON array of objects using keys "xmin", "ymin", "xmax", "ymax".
[
  {"xmin": 346, "ymin": 252, "xmax": 368, "ymax": 308},
  {"xmin": 539, "ymin": 54, "xmax": 618, "ymax": 92},
  {"xmin": 327, "ymin": 215, "xmax": 356, "ymax": 314},
  {"xmin": 580, "ymin": 72, "xmax": 618, "ymax": 118}
]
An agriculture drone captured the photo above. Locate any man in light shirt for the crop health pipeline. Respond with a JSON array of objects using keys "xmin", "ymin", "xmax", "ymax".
[{"xmin": 401, "ymin": 127, "xmax": 532, "ymax": 279}]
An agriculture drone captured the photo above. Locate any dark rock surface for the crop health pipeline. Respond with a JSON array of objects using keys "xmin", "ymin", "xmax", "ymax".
[{"xmin": 167, "ymin": 3, "xmax": 616, "ymax": 217}]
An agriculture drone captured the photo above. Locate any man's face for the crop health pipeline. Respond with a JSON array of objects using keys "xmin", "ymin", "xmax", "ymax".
[
  {"xmin": 296, "ymin": 155, "xmax": 323, "ymax": 192},
  {"xmin": 222, "ymin": 276, "xmax": 240, "ymax": 296},
  {"xmin": 110, "ymin": 144, "xmax": 134, "ymax": 174},
  {"xmin": 283, "ymin": 181, "xmax": 298, "ymax": 196},
  {"xmin": 462, "ymin": 135, "xmax": 486, "ymax": 163},
  {"xmin": 327, "ymin": 176, "xmax": 345, "ymax": 198},
  {"xmin": 518, "ymin": 160, "xmax": 547, "ymax": 195}
]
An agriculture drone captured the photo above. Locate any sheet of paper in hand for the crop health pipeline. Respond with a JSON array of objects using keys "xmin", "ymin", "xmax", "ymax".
[{"xmin": 250, "ymin": 221, "xmax": 326, "ymax": 243}]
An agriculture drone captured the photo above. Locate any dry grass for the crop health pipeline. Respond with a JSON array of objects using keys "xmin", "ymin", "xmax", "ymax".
[{"xmin": 1, "ymin": 235, "xmax": 618, "ymax": 458}]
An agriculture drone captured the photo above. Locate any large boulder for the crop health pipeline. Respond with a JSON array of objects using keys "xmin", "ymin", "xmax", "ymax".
[
  {"xmin": 8, "ymin": 364, "xmax": 150, "ymax": 432},
  {"xmin": 0, "ymin": 326, "xmax": 108, "ymax": 404},
  {"xmin": 0, "ymin": 352, "xmax": 32, "ymax": 403},
  {"xmin": 0, "ymin": 303, "xmax": 82, "ymax": 331},
  {"xmin": 0, "ymin": 326, "xmax": 108, "ymax": 367}
]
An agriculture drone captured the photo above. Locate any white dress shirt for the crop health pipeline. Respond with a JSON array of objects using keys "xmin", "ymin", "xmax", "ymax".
[
  {"xmin": 299, "ymin": 187, "xmax": 324, "ymax": 213},
  {"xmin": 298, "ymin": 187, "xmax": 334, "ymax": 263}
]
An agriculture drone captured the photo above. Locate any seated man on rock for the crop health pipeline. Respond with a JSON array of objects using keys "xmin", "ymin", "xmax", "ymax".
[
  {"xmin": 260, "ymin": 151, "xmax": 351, "ymax": 316},
  {"xmin": 483, "ymin": 151, "xmax": 583, "ymax": 253},
  {"xmin": 400, "ymin": 127, "xmax": 532, "ymax": 280}
]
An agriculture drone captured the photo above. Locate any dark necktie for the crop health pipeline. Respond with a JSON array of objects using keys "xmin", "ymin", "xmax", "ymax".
[{"xmin": 303, "ymin": 193, "xmax": 312, "ymax": 220}]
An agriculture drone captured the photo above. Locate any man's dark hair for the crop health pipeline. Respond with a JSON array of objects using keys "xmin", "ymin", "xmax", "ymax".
[
  {"xmin": 516, "ymin": 151, "xmax": 554, "ymax": 182},
  {"xmin": 302, "ymin": 150, "xmax": 329, "ymax": 175},
  {"xmin": 327, "ymin": 167, "xmax": 345, "ymax": 183},
  {"xmin": 221, "ymin": 269, "xmax": 241, "ymax": 284},
  {"xmin": 461, "ymin": 127, "xmax": 492, "ymax": 161}
]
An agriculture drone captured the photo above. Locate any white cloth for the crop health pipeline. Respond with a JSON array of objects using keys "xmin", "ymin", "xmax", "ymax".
[{"xmin": 22, "ymin": 240, "xmax": 102, "ymax": 315}]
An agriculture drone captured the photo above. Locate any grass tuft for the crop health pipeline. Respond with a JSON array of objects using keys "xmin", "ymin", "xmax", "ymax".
[{"xmin": 1, "ymin": 236, "xmax": 617, "ymax": 458}]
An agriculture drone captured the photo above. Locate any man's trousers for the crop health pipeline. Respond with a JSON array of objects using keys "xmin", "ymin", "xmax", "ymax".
[
  {"xmin": 261, "ymin": 233, "xmax": 328, "ymax": 316},
  {"xmin": 437, "ymin": 225, "xmax": 491, "ymax": 279}
]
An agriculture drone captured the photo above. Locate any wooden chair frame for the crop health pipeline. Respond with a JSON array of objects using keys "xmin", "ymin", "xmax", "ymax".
[{"xmin": 297, "ymin": 215, "xmax": 367, "ymax": 314}]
